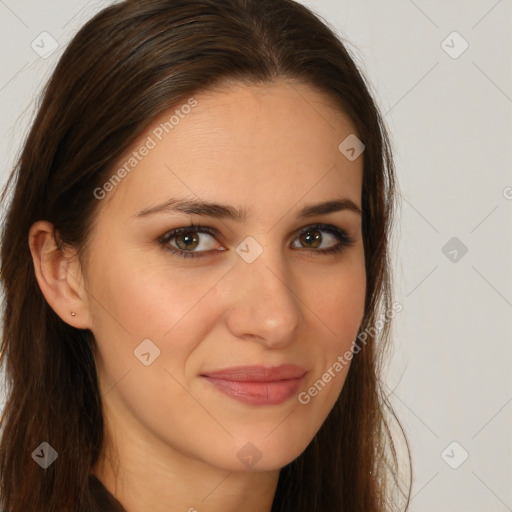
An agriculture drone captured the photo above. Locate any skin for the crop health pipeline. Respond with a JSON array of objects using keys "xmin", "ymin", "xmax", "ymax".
[{"xmin": 29, "ymin": 78, "xmax": 366, "ymax": 512}]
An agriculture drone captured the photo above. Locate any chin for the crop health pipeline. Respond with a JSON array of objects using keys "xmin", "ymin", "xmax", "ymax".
[{"xmin": 211, "ymin": 432, "xmax": 312, "ymax": 473}]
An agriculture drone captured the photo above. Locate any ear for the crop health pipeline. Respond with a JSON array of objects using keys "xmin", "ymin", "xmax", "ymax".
[{"xmin": 28, "ymin": 220, "xmax": 92, "ymax": 329}]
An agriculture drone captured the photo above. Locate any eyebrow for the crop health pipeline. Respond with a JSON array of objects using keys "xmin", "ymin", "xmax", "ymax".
[{"xmin": 133, "ymin": 197, "xmax": 362, "ymax": 220}]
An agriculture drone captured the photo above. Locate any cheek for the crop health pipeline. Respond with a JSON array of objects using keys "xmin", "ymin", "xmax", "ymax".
[
  {"xmin": 312, "ymin": 259, "xmax": 366, "ymax": 345},
  {"xmin": 301, "ymin": 257, "xmax": 365, "ymax": 402},
  {"xmin": 85, "ymin": 248, "xmax": 203, "ymax": 381},
  {"xmin": 88, "ymin": 243, "xmax": 224, "ymax": 338}
]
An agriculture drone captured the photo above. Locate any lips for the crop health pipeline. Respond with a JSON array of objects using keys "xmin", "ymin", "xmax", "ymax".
[
  {"xmin": 200, "ymin": 364, "xmax": 307, "ymax": 406},
  {"xmin": 201, "ymin": 364, "xmax": 307, "ymax": 381}
]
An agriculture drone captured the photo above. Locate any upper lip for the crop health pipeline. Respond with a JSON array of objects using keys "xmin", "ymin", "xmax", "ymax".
[{"xmin": 200, "ymin": 364, "xmax": 307, "ymax": 382}]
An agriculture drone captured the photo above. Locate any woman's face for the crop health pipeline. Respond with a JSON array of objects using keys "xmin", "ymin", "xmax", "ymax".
[{"xmin": 82, "ymin": 79, "xmax": 366, "ymax": 473}]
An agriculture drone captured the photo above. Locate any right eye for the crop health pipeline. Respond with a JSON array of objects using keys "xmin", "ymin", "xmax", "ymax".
[{"xmin": 158, "ymin": 224, "xmax": 225, "ymax": 259}]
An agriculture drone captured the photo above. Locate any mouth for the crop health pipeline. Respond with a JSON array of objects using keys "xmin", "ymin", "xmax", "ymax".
[{"xmin": 200, "ymin": 364, "xmax": 307, "ymax": 406}]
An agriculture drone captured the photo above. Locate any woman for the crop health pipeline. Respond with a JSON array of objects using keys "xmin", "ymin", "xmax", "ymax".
[{"xmin": 0, "ymin": 0, "xmax": 411, "ymax": 510}]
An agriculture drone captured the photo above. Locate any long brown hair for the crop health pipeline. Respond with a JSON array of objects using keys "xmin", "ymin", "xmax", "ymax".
[{"xmin": 0, "ymin": 0, "xmax": 411, "ymax": 510}]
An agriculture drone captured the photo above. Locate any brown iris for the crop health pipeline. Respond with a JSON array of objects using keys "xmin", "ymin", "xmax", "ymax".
[
  {"xmin": 175, "ymin": 231, "xmax": 200, "ymax": 251},
  {"xmin": 299, "ymin": 229, "xmax": 321, "ymax": 248}
]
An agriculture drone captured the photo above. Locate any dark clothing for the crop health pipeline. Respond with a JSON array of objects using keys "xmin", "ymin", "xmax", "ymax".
[{"xmin": 89, "ymin": 474, "xmax": 126, "ymax": 512}]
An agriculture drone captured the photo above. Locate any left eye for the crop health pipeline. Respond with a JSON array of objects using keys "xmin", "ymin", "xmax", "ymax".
[
  {"xmin": 159, "ymin": 223, "xmax": 354, "ymax": 259},
  {"xmin": 291, "ymin": 227, "xmax": 340, "ymax": 251}
]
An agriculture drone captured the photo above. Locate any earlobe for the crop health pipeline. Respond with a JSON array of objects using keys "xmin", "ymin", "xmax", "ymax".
[{"xmin": 28, "ymin": 220, "xmax": 91, "ymax": 329}]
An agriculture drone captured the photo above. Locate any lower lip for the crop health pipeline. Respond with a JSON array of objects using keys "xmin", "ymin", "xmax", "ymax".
[{"xmin": 201, "ymin": 375, "xmax": 306, "ymax": 406}]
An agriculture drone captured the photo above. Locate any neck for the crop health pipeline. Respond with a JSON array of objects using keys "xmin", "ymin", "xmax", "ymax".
[{"xmin": 91, "ymin": 414, "xmax": 279, "ymax": 512}]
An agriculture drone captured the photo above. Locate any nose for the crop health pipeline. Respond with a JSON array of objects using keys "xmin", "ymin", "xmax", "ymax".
[{"xmin": 222, "ymin": 243, "xmax": 305, "ymax": 349}]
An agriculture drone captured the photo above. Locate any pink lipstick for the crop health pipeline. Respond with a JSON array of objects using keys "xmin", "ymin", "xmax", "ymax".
[{"xmin": 200, "ymin": 364, "xmax": 307, "ymax": 406}]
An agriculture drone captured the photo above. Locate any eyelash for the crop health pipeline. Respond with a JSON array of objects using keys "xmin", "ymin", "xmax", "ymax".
[{"xmin": 158, "ymin": 222, "xmax": 355, "ymax": 259}]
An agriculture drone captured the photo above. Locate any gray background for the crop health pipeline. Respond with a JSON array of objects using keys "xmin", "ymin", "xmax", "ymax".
[{"xmin": 0, "ymin": 0, "xmax": 511, "ymax": 510}]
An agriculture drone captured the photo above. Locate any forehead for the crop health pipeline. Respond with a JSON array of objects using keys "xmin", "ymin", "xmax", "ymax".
[{"xmin": 97, "ymin": 79, "xmax": 363, "ymax": 219}]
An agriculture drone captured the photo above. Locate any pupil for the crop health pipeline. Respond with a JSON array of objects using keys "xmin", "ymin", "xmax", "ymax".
[
  {"xmin": 304, "ymin": 230, "xmax": 320, "ymax": 247},
  {"xmin": 178, "ymin": 232, "xmax": 197, "ymax": 249}
]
